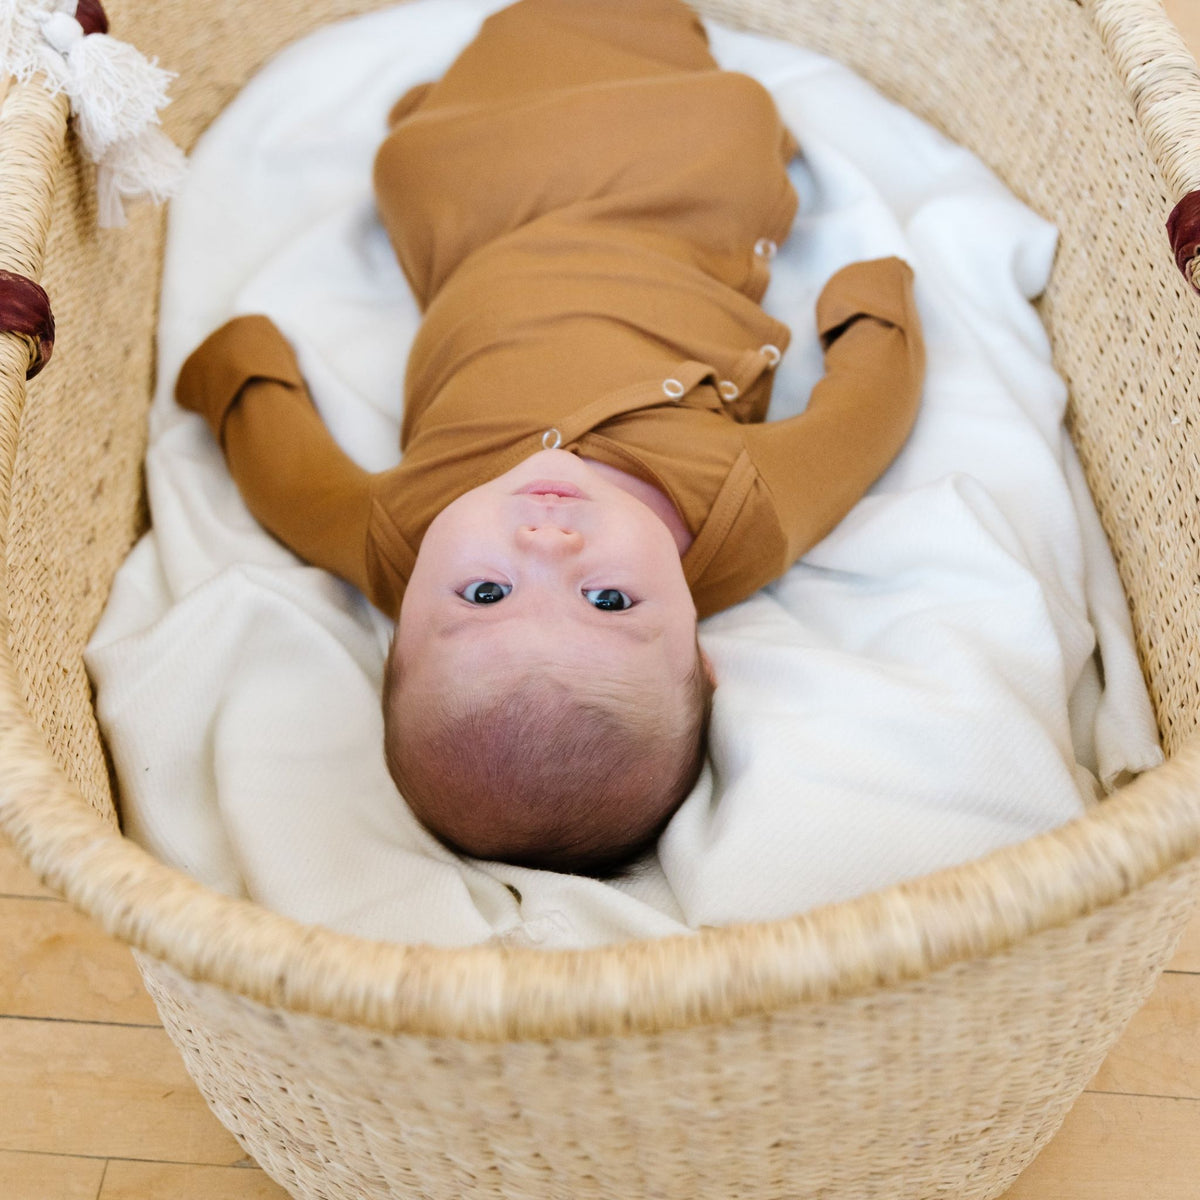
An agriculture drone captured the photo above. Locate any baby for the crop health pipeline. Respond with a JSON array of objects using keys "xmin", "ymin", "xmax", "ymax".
[{"xmin": 175, "ymin": 0, "xmax": 925, "ymax": 875}]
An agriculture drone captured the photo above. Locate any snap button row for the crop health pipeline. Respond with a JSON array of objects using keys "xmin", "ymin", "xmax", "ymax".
[{"xmin": 662, "ymin": 377, "xmax": 686, "ymax": 399}]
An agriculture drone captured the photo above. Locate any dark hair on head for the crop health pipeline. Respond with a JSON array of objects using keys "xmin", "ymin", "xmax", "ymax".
[{"xmin": 381, "ymin": 649, "xmax": 714, "ymax": 877}]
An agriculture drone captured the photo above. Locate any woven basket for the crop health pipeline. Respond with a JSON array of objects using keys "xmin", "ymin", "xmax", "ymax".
[{"xmin": 2, "ymin": 0, "xmax": 1200, "ymax": 1196}]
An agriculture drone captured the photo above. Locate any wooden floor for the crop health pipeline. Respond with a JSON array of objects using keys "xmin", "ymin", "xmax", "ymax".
[{"xmin": 6, "ymin": 3, "xmax": 1200, "ymax": 1198}]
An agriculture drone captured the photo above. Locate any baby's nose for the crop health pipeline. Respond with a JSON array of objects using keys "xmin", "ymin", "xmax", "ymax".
[{"xmin": 515, "ymin": 524, "xmax": 584, "ymax": 556}]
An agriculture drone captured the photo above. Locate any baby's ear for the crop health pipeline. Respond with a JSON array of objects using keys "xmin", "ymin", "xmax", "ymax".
[{"xmin": 700, "ymin": 649, "xmax": 717, "ymax": 688}]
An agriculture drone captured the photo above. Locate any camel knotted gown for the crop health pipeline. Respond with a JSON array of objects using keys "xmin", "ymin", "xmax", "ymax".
[{"xmin": 176, "ymin": 0, "xmax": 925, "ymax": 620}]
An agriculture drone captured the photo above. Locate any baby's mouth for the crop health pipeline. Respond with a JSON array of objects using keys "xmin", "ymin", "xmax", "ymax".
[{"xmin": 513, "ymin": 480, "xmax": 588, "ymax": 500}]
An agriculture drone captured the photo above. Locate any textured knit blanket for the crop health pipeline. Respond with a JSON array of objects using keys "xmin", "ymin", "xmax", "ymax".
[{"xmin": 85, "ymin": 0, "xmax": 1162, "ymax": 948}]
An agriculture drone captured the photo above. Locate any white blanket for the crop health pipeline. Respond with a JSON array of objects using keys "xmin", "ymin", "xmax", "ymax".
[{"xmin": 85, "ymin": 0, "xmax": 1163, "ymax": 949}]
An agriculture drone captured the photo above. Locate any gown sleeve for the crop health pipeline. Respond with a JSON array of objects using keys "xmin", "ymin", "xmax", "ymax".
[
  {"xmin": 742, "ymin": 256, "xmax": 926, "ymax": 565},
  {"xmin": 175, "ymin": 314, "xmax": 377, "ymax": 598}
]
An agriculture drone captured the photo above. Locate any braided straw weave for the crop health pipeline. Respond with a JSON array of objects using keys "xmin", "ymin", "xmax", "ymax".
[{"xmin": 2, "ymin": 0, "xmax": 1200, "ymax": 1196}]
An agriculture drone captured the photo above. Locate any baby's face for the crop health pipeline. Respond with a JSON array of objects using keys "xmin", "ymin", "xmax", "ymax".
[{"xmin": 396, "ymin": 450, "xmax": 698, "ymax": 685}]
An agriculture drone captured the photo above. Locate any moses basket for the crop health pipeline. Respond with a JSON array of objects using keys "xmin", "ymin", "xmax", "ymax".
[{"xmin": 2, "ymin": 0, "xmax": 1200, "ymax": 1195}]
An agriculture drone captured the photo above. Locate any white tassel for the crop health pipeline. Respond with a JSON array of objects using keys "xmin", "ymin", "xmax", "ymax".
[
  {"xmin": 0, "ymin": 0, "xmax": 60, "ymax": 84},
  {"xmin": 95, "ymin": 124, "xmax": 186, "ymax": 227},
  {"xmin": 42, "ymin": 17, "xmax": 176, "ymax": 159},
  {"xmin": 0, "ymin": 0, "xmax": 187, "ymax": 227}
]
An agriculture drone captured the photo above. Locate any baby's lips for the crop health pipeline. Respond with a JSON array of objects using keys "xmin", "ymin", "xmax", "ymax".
[{"xmin": 513, "ymin": 479, "xmax": 589, "ymax": 500}]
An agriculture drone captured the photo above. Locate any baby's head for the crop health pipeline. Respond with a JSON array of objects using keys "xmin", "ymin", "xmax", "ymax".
[{"xmin": 382, "ymin": 449, "xmax": 715, "ymax": 875}]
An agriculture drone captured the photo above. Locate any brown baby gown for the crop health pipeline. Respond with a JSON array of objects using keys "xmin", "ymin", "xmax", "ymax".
[{"xmin": 176, "ymin": 0, "xmax": 925, "ymax": 619}]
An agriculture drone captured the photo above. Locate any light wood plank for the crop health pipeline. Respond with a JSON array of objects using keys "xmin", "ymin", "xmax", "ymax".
[
  {"xmin": 99, "ymin": 1159, "xmax": 290, "ymax": 1200},
  {"xmin": 0, "ymin": 897, "xmax": 159, "ymax": 1025},
  {"xmin": 0, "ymin": 831, "xmax": 56, "ymax": 899},
  {"xmin": 1003, "ymin": 1092, "xmax": 1200, "ymax": 1199},
  {"xmin": 0, "ymin": 1018, "xmax": 246, "ymax": 1165},
  {"xmin": 0, "ymin": 1150, "xmax": 106, "ymax": 1200},
  {"xmin": 1089, "ymin": 971, "xmax": 1200, "ymax": 1099}
]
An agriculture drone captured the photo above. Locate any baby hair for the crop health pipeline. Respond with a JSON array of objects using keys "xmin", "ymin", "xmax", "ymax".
[{"xmin": 381, "ymin": 644, "xmax": 714, "ymax": 877}]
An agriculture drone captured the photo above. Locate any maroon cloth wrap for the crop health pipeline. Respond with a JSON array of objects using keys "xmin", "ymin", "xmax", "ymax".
[
  {"xmin": 73, "ymin": 0, "xmax": 108, "ymax": 36},
  {"xmin": 1167, "ymin": 191, "xmax": 1200, "ymax": 294},
  {"xmin": 0, "ymin": 271, "xmax": 55, "ymax": 379}
]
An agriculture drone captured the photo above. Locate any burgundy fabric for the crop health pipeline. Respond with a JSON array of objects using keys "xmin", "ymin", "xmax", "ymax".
[
  {"xmin": 73, "ymin": 0, "xmax": 108, "ymax": 36},
  {"xmin": 0, "ymin": 270, "xmax": 55, "ymax": 379},
  {"xmin": 1166, "ymin": 191, "xmax": 1200, "ymax": 293}
]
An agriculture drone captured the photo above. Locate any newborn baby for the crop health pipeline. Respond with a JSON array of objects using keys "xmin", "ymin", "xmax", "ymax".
[
  {"xmin": 387, "ymin": 446, "xmax": 715, "ymax": 874},
  {"xmin": 175, "ymin": 0, "xmax": 925, "ymax": 875}
]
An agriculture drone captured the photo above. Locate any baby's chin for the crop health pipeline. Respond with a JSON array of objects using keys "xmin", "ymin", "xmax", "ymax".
[
  {"xmin": 494, "ymin": 447, "xmax": 590, "ymax": 486},
  {"xmin": 519, "ymin": 446, "xmax": 590, "ymax": 471}
]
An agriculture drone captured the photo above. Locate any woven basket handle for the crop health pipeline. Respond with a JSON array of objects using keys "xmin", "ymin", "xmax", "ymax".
[
  {"xmin": 0, "ymin": 74, "xmax": 68, "ymax": 380},
  {"xmin": 1085, "ymin": 0, "xmax": 1200, "ymax": 293},
  {"xmin": 0, "ymin": 0, "xmax": 114, "ymax": 378}
]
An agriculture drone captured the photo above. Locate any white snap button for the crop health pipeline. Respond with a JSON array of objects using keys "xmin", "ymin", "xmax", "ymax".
[
  {"xmin": 662, "ymin": 378, "xmax": 686, "ymax": 399},
  {"xmin": 754, "ymin": 238, "xmax": 778, "ymax": 260},
  {"xmin": 541, "ymin": 427, "xmax": 562, "ymax": 450},
  {"xmin": 759, "ymin": 344, "xmax": 782, "ymax": 367},
  {"xmin": 717, "ymin": 380, "xmax": 739, "ymax": 401}
]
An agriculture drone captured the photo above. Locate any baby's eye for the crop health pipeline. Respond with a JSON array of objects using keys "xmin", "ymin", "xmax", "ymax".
[
  {"xmin": 583, "ymin": 588, "xmax": 633, "ymax": 611},
  {"xmin": 460, "ymin": 581, "xmax": 511, "ymax": 604}
]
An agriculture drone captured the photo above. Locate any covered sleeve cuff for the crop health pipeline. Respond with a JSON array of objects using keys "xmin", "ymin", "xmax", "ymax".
[
  {"xmin": 174, "ymin": 314, "xmax": 307, "ymax": 445},
  {"xmin": 815, "ymin": 257, "xmax": 918, "ymax": 345}
]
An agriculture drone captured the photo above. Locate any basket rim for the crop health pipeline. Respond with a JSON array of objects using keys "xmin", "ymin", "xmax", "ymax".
[
  {"xmin": 3, "ymin": 0, "xmax": 1200, "ymax": 1041},
  {"xmin": 3, "ymin": 670, "xmax": 1200, "ymax": 1040}
]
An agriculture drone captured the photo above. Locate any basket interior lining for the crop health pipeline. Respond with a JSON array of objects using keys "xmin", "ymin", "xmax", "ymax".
[{"xmin": 9, "ymin": 0, "xmax": 1198, "ymax": 832}]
